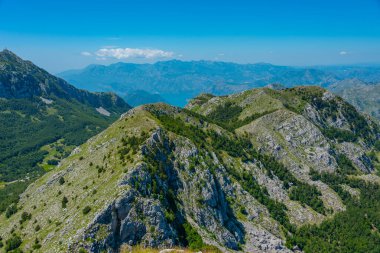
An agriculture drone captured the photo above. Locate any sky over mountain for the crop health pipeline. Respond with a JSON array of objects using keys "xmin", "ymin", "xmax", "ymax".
[{"xmin": 1, "ymin": 0, "xmax": 380, "ymax": 72}]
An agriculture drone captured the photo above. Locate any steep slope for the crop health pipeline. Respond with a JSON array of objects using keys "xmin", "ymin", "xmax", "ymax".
[
  {"xmin": 0, "ymin": 50, "xmax": 131, "ymax": 214},
  {"xmin": 328, "ymin": 79, "xmax": 380, "ymax": 120},
  {"xmin": 188, "ymin": 87, "xmax": 379, "ymax": 173},
  {"xmin": 58, "ymin": 61, "xmax": 338, "ymax": 106},
  {"xmin": 0, "ymin": 87, "xmax": 379, "ymax": 253}
]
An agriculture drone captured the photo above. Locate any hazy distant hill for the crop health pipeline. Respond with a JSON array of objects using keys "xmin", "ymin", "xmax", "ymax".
[
  {"xmin": 329, "ymin": 78, "xmax": 380, "ymax": 120},
  {"xmin": 315, "ymin": 65, "xmax": 380, "ymax": 83},
  {"xmin": 123, "ymin": 89, "xmax": 166, "ymax": 106},
  {"xmin": 58, "ymin": 60, "xmax": 339, "ymax": 106}
]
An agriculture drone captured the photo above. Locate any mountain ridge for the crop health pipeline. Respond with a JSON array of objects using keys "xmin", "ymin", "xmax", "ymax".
[
  {"xmin": 0, "ymin": 50, "xmax": 131, "ymax": 217},
  {"xmin": 1, "ymin": 85, "xmax": 378, "ymax": 253}
]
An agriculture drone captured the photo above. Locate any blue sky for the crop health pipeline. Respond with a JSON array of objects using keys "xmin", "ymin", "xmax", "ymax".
[{"xmin": 1, "ymin": 0, "xmax": 380, "ymax": 72}]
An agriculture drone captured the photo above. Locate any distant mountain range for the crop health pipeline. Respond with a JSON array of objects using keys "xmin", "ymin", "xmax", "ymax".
[
  {"xmin": 58, "ymin": 61, "xmax": 380, "ymax": 117},
  {"xmin": 58, "ymin": 60, "xmax": 341, "ymax": 106},
  {"xmin": 0, "ymin": 50, "xmax": 131, "ymax": 213}
]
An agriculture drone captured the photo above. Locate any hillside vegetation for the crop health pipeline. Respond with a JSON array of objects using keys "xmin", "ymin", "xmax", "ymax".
[
  {"xmin": 0, "ymin": 50, "xmax": 131, "ymax": 216},
  {"xmin": 0, "ymin": 86, "xmax": 379, "ymax": 253}
]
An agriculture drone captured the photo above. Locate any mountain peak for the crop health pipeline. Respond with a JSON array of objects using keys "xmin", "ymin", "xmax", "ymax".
[
  {"xmin": 0, "ymin": 48, "xmax": 16, "ymax": 56},
  {"xmin": 0, "ymin": 49, "xmax": 25, "ymax": 63},
  {"xmin": 0, "ymin": 50, "xmax": 131, "ymax": 111}
]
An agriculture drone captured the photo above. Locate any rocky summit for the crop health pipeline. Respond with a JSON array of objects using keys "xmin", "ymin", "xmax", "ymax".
[{"xmin": 0, "ymin": 86, "xmax": 379, "ymax": 253}]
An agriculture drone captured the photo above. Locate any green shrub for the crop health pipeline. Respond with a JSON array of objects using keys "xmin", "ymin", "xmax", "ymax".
[
  {"xmin": 62, "ymin": 196, "xmax": 68, "ymax": 208},
  {"xmin": 336, "ymin": 154, "xmax": 357, "ymax": 175},
  {"xmin": 5, "ymin": 235, "xmax": 22, "ymax": 252},
  {"xmin": 47, "ymin": 159, "xmax": 59, "ymax": 165},
  {"xmin": 79, "ymin": 247, "xmax": 87, "ymax": 253},
  {"xmin": 289, "ymin": 184, "xmax": 325, "ymax": 214},
  {"xmin": 33, "ymin": 238, "xmax": 41, "ymax": 249},
  {"xmin": 82, "ymin": 206, "xmax": 91, "ymax": 215},
  {"xmin": 20, "ymin": 211, "xmax": 32, "ymax": 223},
  {"xmin": 164, "ymin": 210, "xmax": 175, "ymax": 223},
  {"xmin": 5, "ymin": 204, "xmax": 18, "ymax": 218},
  {"xmin": 183, "ymin": 222, "xmax": 204, "ymax": 250},
  {"xmin": 59, "ymin": 176, "xmax": 65, "ymax": 185},
  {"xmin": 375, "ymin": 141, "xmax": 380, "ymax": 151}
]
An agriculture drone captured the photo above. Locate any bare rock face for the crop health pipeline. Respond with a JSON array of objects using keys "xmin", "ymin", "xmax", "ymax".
[
  {"xmin": 240, "ymin": 109, "xmax": 338, "ymax": 176},
  {"xmin": 337, "ymin": 142, "xmax": 374, "ymax": 173},
  {"xmin": 75, "ymin": 129, "xmax": 243, "ymax": 252}
]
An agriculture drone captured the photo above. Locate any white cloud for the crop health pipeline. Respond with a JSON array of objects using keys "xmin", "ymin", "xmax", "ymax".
[
  {"xmin": 81, "ymin": 51, "xmax": 92, "ymax": 56},
  {"xmin": 339, "ymin": 51, "xmax": 348, "ymax": 55},
  {"xmin": 95, "ymin": 48, "xmax": 174, "ymax": 59}
]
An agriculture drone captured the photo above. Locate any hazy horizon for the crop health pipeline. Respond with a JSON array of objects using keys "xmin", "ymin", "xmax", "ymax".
[{"xmin": 1, "ymin": 0, "xmax": 380, "ymax": 73}]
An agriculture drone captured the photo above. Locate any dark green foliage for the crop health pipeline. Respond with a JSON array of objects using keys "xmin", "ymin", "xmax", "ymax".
[
  {"xmin": 206, "ymin": 101, "xmax": 276, "ymax": 131},
  {"xmin": 59, "ymin": 176, "xmax": 65, "ymax": 185},
  {"xmin": 47, "ymin": 159, "xmax": 59, "ymax": 166},
  {"xmin": 289, "ymin": 184, "xmax": 325, "ymax": 214},
  {"xmin": 322, "ymin": 127, "xmax": 357, "ymax": 142},
  {"xmin": 118, "ymin": 132, "xmax": 149, "ymax": 161},
  {"xmin": 62, "ymin": 196, "xmax": 68, "ymax": 208},
  {"xmin": 0, "ymin": 96, "xmax": 126, "ymax": 213},
  {"xmin": 32, "ymin": 238, "xmax": 42, "ymax": 250},
  {"xmin": 0, "ymin": 97, "xmax": 116, "ymax": 183},
  {"xmin": 79, "ymin": 248, "xmax": 87, "ymax": 253},
  {"xmin": 287, "ymin": 174, "xmax": 380, "ymax": 253},
  {"xmin": 208, "ymin": 101, "xmax": 242, "ymax": 124},
  {"xmin": 259, "ymin": 153, "xmax": 297, "ymax": 189},
  {"xmin": 164, "ymin": 210, "xmax": 175, "ymax": 223},
  {"xmin": 336, "ymin": 154, "xmax": 357, "ymax": 175},
  {"xmin": 34, "ymin": 224, "xmax": 41, "ymax": 231},
  {"xmin": 374, "ymin": 140, "xmax": 380, "ymax": 151},
  {"xmin": 183, "ymin": 222, "xmax": 205, "ymax": 250},
  {"xmin": 339, "ymin": 102, "xmax": 375, "ymax": 142},
  {"xmin": 20, "ymin": 211, "xmax": 32, "ymax": 223},
  {"xmin": 5, "ymin": 235, "xmax": 22, "ymax": 252},
  {"xmin": 154, "ymin": 114, "xmax": 208, "ymax": 148},
  {"xmin": 82, "ymin": 206, "xmax": 91, "ymax": 215},
  {"xmin": 5, "ymin": 203, "xmax": 18, "ymax": 218}
]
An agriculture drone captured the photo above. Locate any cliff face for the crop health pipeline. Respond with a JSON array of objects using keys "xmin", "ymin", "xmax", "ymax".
[{"xmin": 0, "ymin": 87, "xmax": 379, "ymax": 253}]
